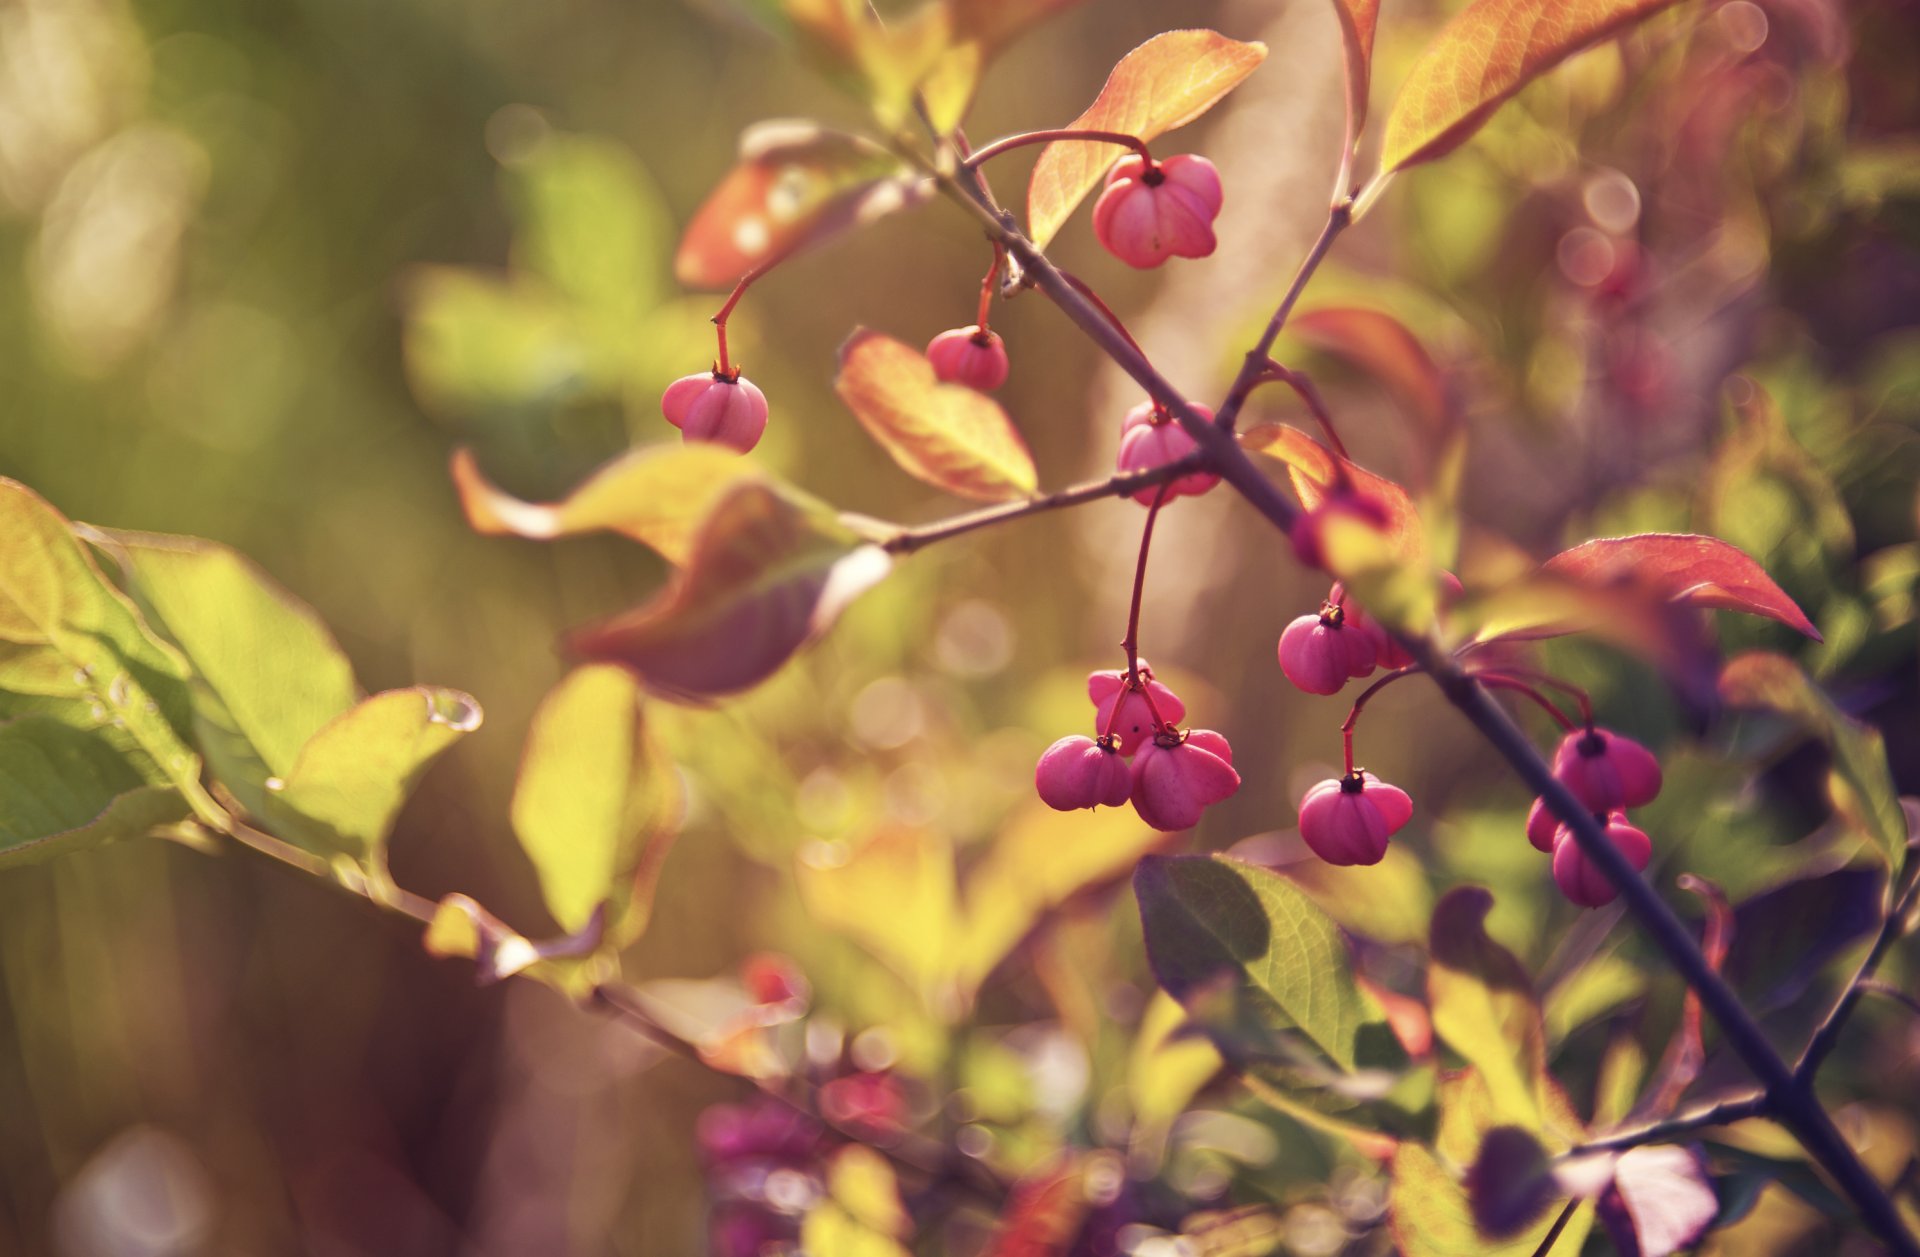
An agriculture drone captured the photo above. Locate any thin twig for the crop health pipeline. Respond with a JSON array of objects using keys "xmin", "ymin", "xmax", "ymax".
[
  {"xmin": 1796, "ymin": 872, "xmax": 1920, "ymax": 1084},
  {"xmin": 1213, "ymin": 203, "xmax": 1353, "ymax": 434},
  {"xmin": 879, "ymin": 454, "xmax": 1206, "ymax": 555},
  {"xmin": 1561, "ymin": 1091, "xmax": 1769, "ymax": 1156},
  {"xmin": 1531, "ymin": 1199, "xmax": 1579, "ymax": 1257}
]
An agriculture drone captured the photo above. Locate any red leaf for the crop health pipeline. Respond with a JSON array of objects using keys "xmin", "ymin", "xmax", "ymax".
[
  {"xmin": 1329, "ymin": 0, "xmax": 1381, "ymax": 139},
  {"xmin": 1027, "ymin": 30, "xmax": 1266, "ymax": 247},
  {"xmin": 1544, "ymin": 533, "xmax": 1820, "ymax": 639},
  {"xmin": 674, "ymin": 122, "xmax": 922, "ymax": 289},
  {"xmin": 1240, "ymin": 423, "xmax": 1426, "ymax": 561},
  {"xmin": 1291, "ymin": 307, "xmax": 1448, "ymax": 432}
]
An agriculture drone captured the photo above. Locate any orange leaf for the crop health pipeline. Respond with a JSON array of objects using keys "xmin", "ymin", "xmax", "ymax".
[
  {"xmin": 1543, "ymin": 533, "xmax": 1820, "ymax": 639},
  {"xmin": 569, "ymin": 482, "xmax": 891, "ymax": 702},
  {"xmin": 674, "ymin": 122, "xmax": 923, "ymax": 289},
  {"xmin": 1292, "ymin": 307, "xmax": 1448, "ymax": 432},
  {"xmin": 1026, "ymin": 30, "xmax": 1267, "ymax": 248},
  {"xmin": 1330, "ymin": 0, "xmax": 1381, "ymax": 139},
  {"xmin": 449, "ymin": 444, "xmax": 768, "ymax": 566},
  {"xmin": 1380, "ymin": 0, "xmax": 1687, "ymax": 172},
  {"xmin": 1240, "ymin": 422, "xmax": 1425, "ymax": 561},
  {"xmin": 834, "ymin": 328, "xmax": 1037, "ymax": 501}
]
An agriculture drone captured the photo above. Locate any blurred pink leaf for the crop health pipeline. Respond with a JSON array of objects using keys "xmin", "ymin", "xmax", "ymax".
[
  {"xmin": 1609, "ymin": 1145, "xmax": 1719, "ymax": 1256},
  {"xmin": 1544, "ymin": 534, "xmax": 1820, "ymax": 639}
]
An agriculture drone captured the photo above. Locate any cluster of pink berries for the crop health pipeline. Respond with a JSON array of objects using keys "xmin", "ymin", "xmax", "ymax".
[
  {"xmin": 1526, "ymin": 727, "xmax": 1661, "ymax": 907},
  {"xmin": 1034, "ymin": 662, "xmax": 1240, "ymax": 831}
]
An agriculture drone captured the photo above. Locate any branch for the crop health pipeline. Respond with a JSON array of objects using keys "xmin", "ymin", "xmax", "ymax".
[
  {"xmin": 1795, "ymin": 871, "xmax": 1920, "ymax": 1084},
  {"xmin": 1213, "ymin": 203, "xmax": 1352, "ymax": 433},
  {"xmin": 1561, "ymin": 1091, "xmax": 1768, "ymax": 1157},
  {"xmin": 879, "ymin": 453, "xmax": 1206, "ymax": 555}
]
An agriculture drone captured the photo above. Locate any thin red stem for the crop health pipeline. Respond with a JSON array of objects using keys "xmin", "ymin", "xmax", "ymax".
[
  {"xmin": 1473, "ymin": 672, "xmax": 1578, "ymax": 731},
  {"xmin": 710, "ymin": 249, "xmax": 794, "ymax": 377},
  {"xmin": 975, "ymin": 241, "xmax": 1004, "ymax": 334},
  {"xmin": 1059, "ymin": 269, "xmax": 1149, "ymax": 362},
  {"xmin": 1492, "ymin": 666, "xmax": 1595, "ymax": 726},
  {"xmin": 962, "ymin": 128, "xmax": 1152, "ymax": 170},
  {"xmin": 1123, "ymin": 485, "xmax": 1172, "ymax": 727},
  {"xmin": 1255, "ymin": 363, "xmax": 1351, "ymax": 460},
  {"xmin": 1339, "ymin": 665, "xmax": 1422, "ymax": 773}
]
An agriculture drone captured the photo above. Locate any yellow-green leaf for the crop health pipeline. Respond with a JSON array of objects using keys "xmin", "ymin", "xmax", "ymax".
[
  {"xmin": 1380, "ymin": 0, "xmax": 1687, "ymax": 172},
  {"xmin": 512, "ymin": 665, "xmax": 681, "ymax": 943},
  {"xmin": 1426, "ymin": 888, "xmax": 1547, "ymax": 1130},
  {"xmin": 834, "ymin": 328, "xmax": 1037, "ymax": 502},
  {"xmin": 797, "ymin": 825, "xmax": 959, "ymax": 1003},
  {"xmin": 1027, "ymin": 31, "xmax": 1267, "ymax": 248},
  {"xmin": 0, "ymin": 716, "xmax": 187, "ymax": 867}
]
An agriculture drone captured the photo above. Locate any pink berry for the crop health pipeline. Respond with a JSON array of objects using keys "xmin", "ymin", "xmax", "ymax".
[
  {"xmin": 1550, "ymin": 812, "xmax": 1652, "ymax": 908},
  {"xmin": 1525, "ymin": 797, "xmax": 1559, "ymax": 852},
  {"xmin": 1129, "ymin": 730, "xmax": 1240, "ymax": 831},
  {"xmin": 1115, "ymin": 402, "xmax": 1221, "ymax": 504},
  {"xmin": 926, "ymin": 326, "xmax": 1009, "ymax": 391},
  {"xmin": 1277, "ymin": 606, "xmax": 1377, "ymax": 695},
  {"xmin": 1297, "ymin": 771, "xmax": 1413, "ymax": 866},
  {"xmin": 1091, "ymin": 154, "xmax": 1223, "ymax": 269},
  {"xmin": 1034, "ymin": 735, "xmax": 1133, "ymax": 811},
  {"xmin": 1552, "ymin": 727, "xmax": 1663, "ymax": 812},
  {"xmin": 1087, "ymin": 662, "xmax": 1187, "ymax": 755},
  {"xmin": 661, "ymin": 371, "xmax": 769, "ymax": 453}
]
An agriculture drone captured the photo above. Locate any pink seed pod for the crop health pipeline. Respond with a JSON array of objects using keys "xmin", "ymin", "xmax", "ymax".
[
  {"xmin": 1552, "ymin": 727, "xmax": 1663, "ymax": 812},
  {"xmin": 1092, "ymin": 153, "xmax": 1223, "ymax": 269},
  {"xmin": 1337, "ymin": 573, "xmax": 1465, "ymax": 670},
  {"xmin": 1129, "ymin": 730, "xmax": 1240, "ymax": 831},
  {"xmin": 1525, "ymin": 797, "xmax": 1559, "ymax": 853},
  {"xmin": 1550, "ymin": 812, "xmax": 1652, "ymax": 908},
  {"xmin": 662, "ymin": 371, "xmax": 769, "ymax": 453},
  {"xmin": 1115, "ymin": 402, "xmax": 1221, "ymax": 504},
  {"xmin": 1034, "ymin": 735, "xmax": 1134, "ymax": 811},
  {"xmin": 1087, "ymin": 663, "xmax": 1187, "ymax": 755},
  {"xmin": 1297, "ymin": 771, "xmax": 1414, "ymax": 866},
  {"xmin": 926, "ymin": 326, "xmax": 1009, "ymax": 391},
  {"xmin": 1277, "ymin": 607, "xmax": 1377, "ymax": 695}
]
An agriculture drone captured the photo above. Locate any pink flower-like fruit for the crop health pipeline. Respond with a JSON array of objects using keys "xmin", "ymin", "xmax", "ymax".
[
  {"xmin": 662, "ymin": 371, "xmax": 769, "ymax": 453},
  {"xmin": 1297, "ymin": 771, "xmax": 1413, "ymax": 866},
  {"xmin": 1552, "ymin": 727, "xmax": 1662, "ymax": 812},
  {"xmin": 1115, "ymin": 402, "xmax": 1221, "ymax": 504},
  {"xmin": 1550, "ymin": 812, "xmax": 1652, "ymax": 908},
  {"xmin": 1525, "ymin": 797, "xmax": 1559, "ymax": 852},
  {"xmin": 1277, "ymin": 606, "xmax": 1377, "ymax": 695},
  {"xmin": 1092, "ymin": 154, "xmax": 1223, "ymax": 269},
  {"xmin": 926, "ymin": 326, "xmax": 1009, "ymax": 391},
  {"xmin": 1034, "ymin": 735, "xmax": 1133, "ymax": 811},
  {"xmin": 1130, "ymin": 731, "xmax": 1240, "ymax": 831},
  {"xmin": 1088, "ymin": 662, "xmax": 1187, "ymax": 755}
]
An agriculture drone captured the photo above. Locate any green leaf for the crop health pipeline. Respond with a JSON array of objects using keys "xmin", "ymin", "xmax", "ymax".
[
  {"xmin": 0, "ymin": 716, "xmax": 188, "ymax": 867},
  {"xmin": 797, "ymin": 825, "xmax": 960, "ymax": 1005},
  {"xmin": 568, "ymin": 481, "xmax": 892, "ymax": 702},
  {"xmin": 267, "ymin": 687, "xmax": 481, "ymax": 863},
  {"xmin": 834, "ymin": 328, "xmax": 1037, "ymax": 502},
  {"xmin": 1134, "ymin": 853, "xmax": 1390, "ymax": 1074},
  {"xmin": 97, "ymin": 530, "xmax": 357, "ymax": 818},
  {"xmin": 0, "ymin": 482, "xmax": 200, "ymax": 793},
  {"xmin": 1426, "ymin": 888, "xmax": 1548, "ymax": 1130},
  {"xmin": 512, "ymin": 665, "xmax": 681, "ymax": 944},
  {"xmin": 1719, "ymin": 651, "xmax": 1907, "ymax": 875}
]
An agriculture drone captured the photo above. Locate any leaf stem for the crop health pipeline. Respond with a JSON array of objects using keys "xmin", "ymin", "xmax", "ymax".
[
  {"xmin": 961, "ymin": 128, "xmax": 1152, "ymax": 170},
  {"xmin": 1123, "ymin": 485, "xmax": 1171, "ymax": 685},
  {"xmin": 1339, "ymin": 664, "xmax": 1422, "ymax": 774},
  {"xmin": 1562, "ymin": 1090, "xmax": 1768, "ymax": 1156},
  {"xmin": 1253, "ymin": 363, "xmax": 1350, "ymax": 460},
  {"xmin": 1795, "ymin": 869, "xmax": 1920, "ymax": 1084},
  {"xmin": 877, "ymin": 453, "xmax": 1206, "ymax": 556},
  {"xmin": 1531, "ymin": 1199, "xmax": 1578, "ymax": 1257}
]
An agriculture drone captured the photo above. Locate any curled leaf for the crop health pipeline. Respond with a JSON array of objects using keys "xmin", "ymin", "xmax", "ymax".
[
  {"xmin": 1027, "ymin": 30, "xmax": 1267, "ymax": 247},
  {"xmin": 1328, "ymin": 0, "xmax": 1381, "ymax": 141},
  {"xmin": 675, "ymin": 122, "xmax": 923, "ymax": 289},
  {"xmin": 1381, "ymin": 0, "xmax": 1687, "ymax": 172},
  {"xmin": 569, "ymin": 481, "xmax": 891, "ymax": 702},
  {"xmin": 834, "ymin": 328, "xmax": 1036, "ymax": 501}
]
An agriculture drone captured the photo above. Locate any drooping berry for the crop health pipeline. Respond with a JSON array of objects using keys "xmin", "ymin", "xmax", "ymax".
[
  {"xmin": 1550, "ymin": 812, "xmax": 1652, "ymax": 908},
  {"xmin": 1092, "ymin": 153, "xmax": 1223, "ymax": 269},
  {"xmin": 1297, "ymin": 771, "xmax": 1413, "ymax": 866},
  {"xmin": 1115, "ymin": 402, "xmax": 1221, "ymax": 504},
  {"xmin": 1277, "ymin": 603, "xmax": 1377, "ymax": 695},
  {"xmin": 662, "ymin": 371, "xmax": 769, "ymax": 453},
  {"xmin": 926, "ymin": 326, "xmax": 1009, "ymax": 391},
  {"xmin": 1551, "ymin": 727, "xmax": 1662, "ymax": 812},
  {"xmin": 1525, "ymin": 797, "xmax": 1559, "ymax": 853},
  {"xmin": 1034, "ymin": 735, "xmax": 1134, "ymax": 811},
  {"xmin": 1129, "ymin": 729, "xmax": 1240, "ymax": 831},
  {"xmin": 1088, "ymin": 662, "xmax": 1186, "ymax": 755}
]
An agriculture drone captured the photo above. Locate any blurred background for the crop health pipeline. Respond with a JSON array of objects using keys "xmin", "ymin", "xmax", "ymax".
[{"xmin": 1, "ymin": 0, "xmax": 1917, "ymax": 1251}]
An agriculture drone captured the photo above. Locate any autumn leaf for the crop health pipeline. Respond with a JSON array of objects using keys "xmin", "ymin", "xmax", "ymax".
[
  {"xmin": 1544, "ymin": 534, "xmax": 1820, "ymax": 639},
  {"xmin": 834, "ymin": 328, "xmax": 1037, "ymax": 501},
  {"xmin": 1329, "ymin": 0, "xmax": 1382, "ymax": 141},
  {"xmin": 1291, "ymin": 307, "xmax": 1448, "ymax": 432},
  {"xmin": 675, "ymin": 122, "xmax": 925, "ymax": 289},
  {"xmin": 1381, "ymin": 0, "xmax": 1688, "ymax": 172},
  {"xmin": 568, "ymin": 481, "xmax": 891, "ymax": 702},
  {"xmin": 1027, "ymin": 31, "xmax": 1267, "ymax": 248}
]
